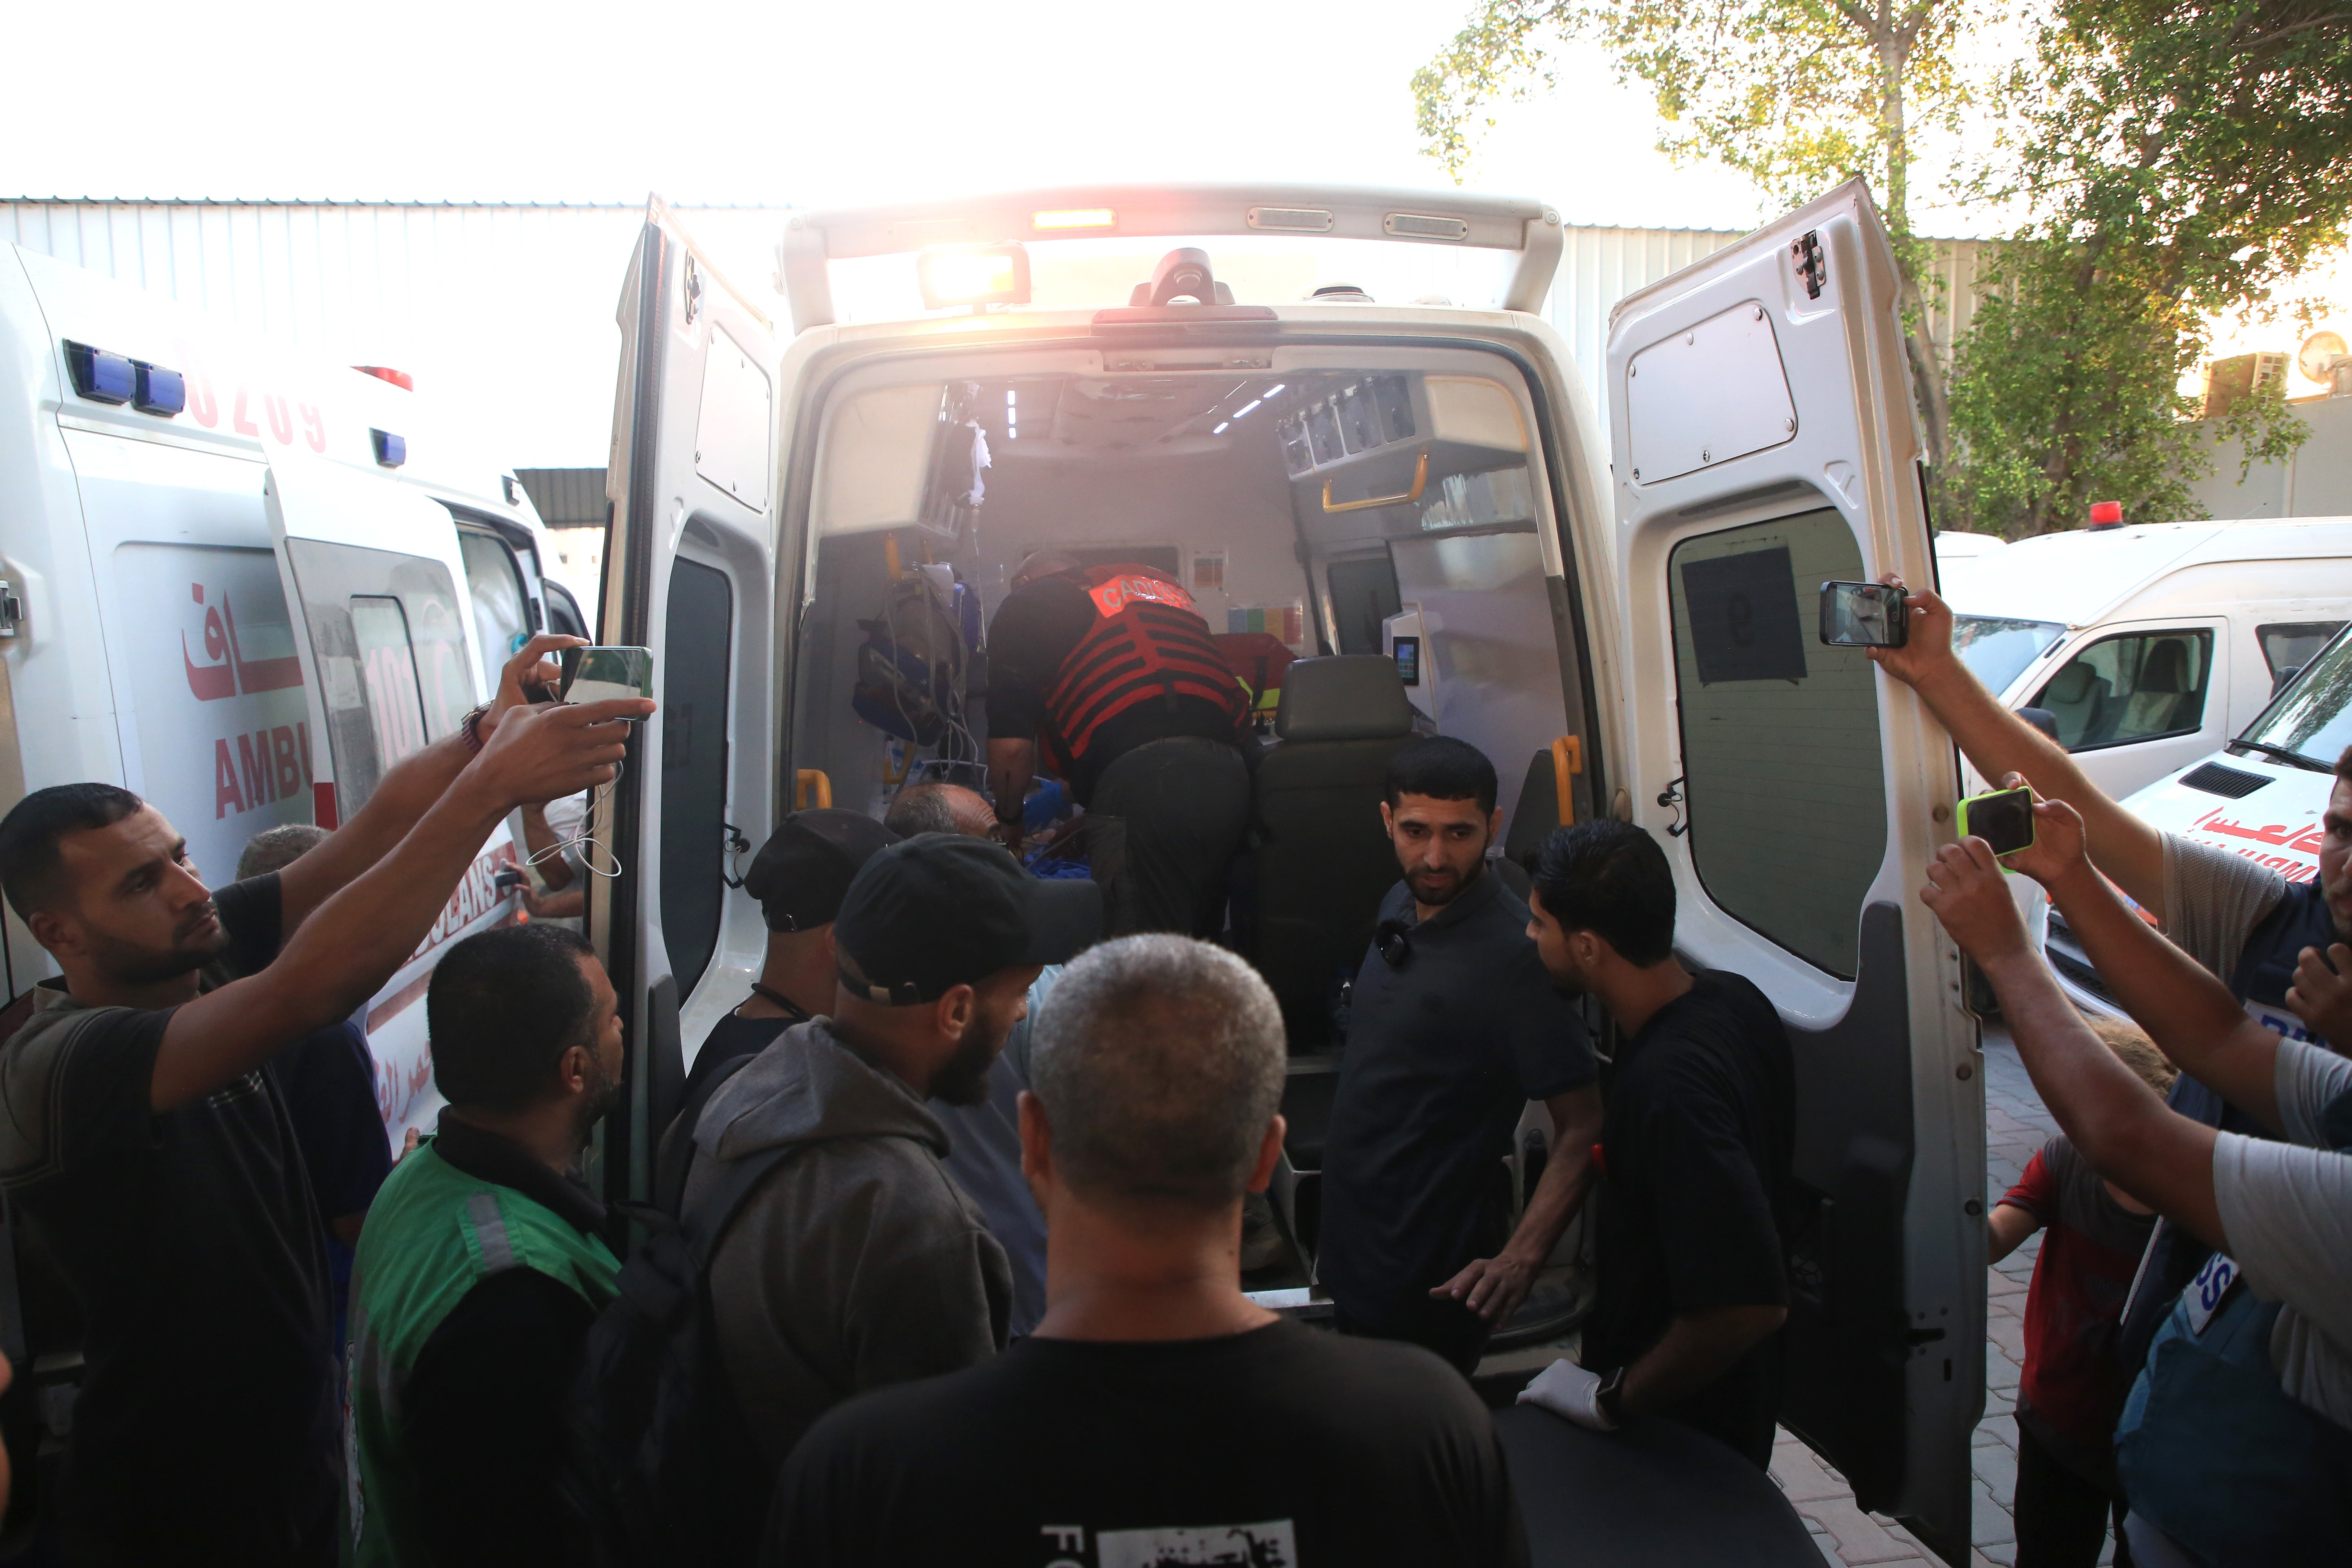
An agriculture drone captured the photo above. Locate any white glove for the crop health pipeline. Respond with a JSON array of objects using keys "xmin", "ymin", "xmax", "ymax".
[{"xmin": 1517, "ymin": 1358, "xmax": 1617, "ymax": 1431}]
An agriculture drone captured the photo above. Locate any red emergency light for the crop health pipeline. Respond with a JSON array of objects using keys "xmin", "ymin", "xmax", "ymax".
[
  {"xmin": 354, "ymin": 365, "xmax": 414, "ymax": 391},
  {"xmin": 2087, "ymin": 500, "xmax": 2124, "ymax": 531}
]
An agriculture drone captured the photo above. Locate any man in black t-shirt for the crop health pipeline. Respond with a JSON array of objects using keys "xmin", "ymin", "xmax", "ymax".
[
  {"xmin": 769, "ymin": 934, "xmax": 1527, "ymax": 1568},
  {"xmin": 0, "ymin": 633, "xmax": 647, "ymax": 1567},
  {"xmin": 1516, "ymin": 820, "xmax": 1796, "ymax": 1468},
  {"xmin": 983, "ymin": 552, "xmax": 1251, "ymax": 937},
  {"xmin": 1319, "ymin": 738, "xmax": 1601, "ymax": 1374}
]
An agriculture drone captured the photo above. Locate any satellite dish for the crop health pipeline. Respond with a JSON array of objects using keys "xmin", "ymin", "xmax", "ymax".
[{"xmin": 2300, "ymin": 329, "xmax": 2349, "ymax": 385}]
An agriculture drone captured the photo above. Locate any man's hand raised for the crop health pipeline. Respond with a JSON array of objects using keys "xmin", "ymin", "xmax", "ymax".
[
  {"xmin": 1862, "ymin": 573, "xmax": 1960, "ymax": 692},
  {"xmin": 1920, "ymin": 838, "xmax": 2034, "ymax": 964},
  {"xmin": 470, "ymin": 696, "xmax": 651, "ymax": 808},
  {"xmin": 1996, "ymin": 781, "xmax": 2092, "ymax": 893},
  {"xmin": 483, "ymin": 633, "xmax": 589, "ymax": 734},
  {"xmin": 2287, "ymin": 943, "xmax": 2352, "ymax": 1050}
]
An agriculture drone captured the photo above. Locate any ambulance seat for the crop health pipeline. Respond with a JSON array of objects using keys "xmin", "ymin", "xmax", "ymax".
[
  {"xmin": 2117, "ymin": 637, "xmax": 2194, "ymax": 738},
  {"xmin": 1249, "ymin": 656, "xmax": 1417, "ymax": 1046},
  {"xmin": 2038, "ymin": 659, "xmax": 2109, "ymax": 747}
]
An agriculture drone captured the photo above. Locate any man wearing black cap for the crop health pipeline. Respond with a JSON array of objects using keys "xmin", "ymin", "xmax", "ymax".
[{"xmin": 678, "ymin": 834, "xmax": 1100, "ymax": 1479}]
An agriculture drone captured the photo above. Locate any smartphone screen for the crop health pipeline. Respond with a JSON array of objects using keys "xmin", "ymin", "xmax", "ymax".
[
  {"xmin": 1819, "ymin": 581, "xmax": 1907, "ymax": 648},
  {"xmin": 1394, "ymin": 636, "xmax": 1421, "ymax": 687},
  {"xmin": 561, "ymin": 646, "xmax": 655, "ymax": 708},
  {"xmin": 1962, "ymin": 786, "xmax": 2035, "ymax": 857}
]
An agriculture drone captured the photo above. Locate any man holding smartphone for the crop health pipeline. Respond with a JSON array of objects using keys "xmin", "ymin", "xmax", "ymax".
[
  {"xmin": 0, "ymin": 635, "xmax": 649, "ymax": 1567},
  {"xmin": 1866, "ymin": 574, "xmax": 2351, "ymax": 1364}
]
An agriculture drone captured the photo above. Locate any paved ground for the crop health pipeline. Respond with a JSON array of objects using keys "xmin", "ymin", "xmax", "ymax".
[{"xmin": 1770, "ymin": 1027, "xmax": 2119, "ymax": 1568}]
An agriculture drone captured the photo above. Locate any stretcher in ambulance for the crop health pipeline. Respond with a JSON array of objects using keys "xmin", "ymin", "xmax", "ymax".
[
  {"xmin": 0, "ymin": 245, "xmax": 589, "ymax": 1151},
  {"xmin": 593, "ymin": 182, "xmax": 1983, "ymax": 1558}
]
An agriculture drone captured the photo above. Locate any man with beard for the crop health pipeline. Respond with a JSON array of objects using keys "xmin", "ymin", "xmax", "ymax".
[
  {"xmin": 0, "ymin": 636, "xmax": 644, "ymax": 1568},
  {"xmin": 1317, "ymin": 738, "xmax": 1601, "ymax": 1374},
  {"xmin": 1515, "ymin": 821, "xmax": 1795, "ymax": 1469},
  {"xmin": 1864, "ymin": 573, "xmax": 2352, "ymax": 1365},
  {"xmin": 679, "ymin": 833, "xmax": 1099, "ymax": 1494},
  {"xmin": 342, "ymin": 925, "xmax": 626, "ymax": 1568}
]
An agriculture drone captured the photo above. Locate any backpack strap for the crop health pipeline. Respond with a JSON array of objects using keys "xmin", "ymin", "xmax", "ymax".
[{"xmin": 653, "ymin": 1050, "xmax": 757, "ymax": 1219}]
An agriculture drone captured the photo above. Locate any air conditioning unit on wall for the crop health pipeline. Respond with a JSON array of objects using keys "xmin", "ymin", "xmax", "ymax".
[{"xmin": 2202, "ymin": 351, "xmax": 2290, "ymax": 419}]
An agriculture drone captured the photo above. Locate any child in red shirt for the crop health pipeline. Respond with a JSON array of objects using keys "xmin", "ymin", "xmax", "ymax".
[{"xmin": 1989, "ymin": 1017, "xmax": 2174, "ymax": 1568}]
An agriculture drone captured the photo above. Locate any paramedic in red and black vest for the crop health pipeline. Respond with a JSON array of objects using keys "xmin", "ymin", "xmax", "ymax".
[{"xmin": 985, "ymin": 553, "xmax": 1252, "ymax": 937}]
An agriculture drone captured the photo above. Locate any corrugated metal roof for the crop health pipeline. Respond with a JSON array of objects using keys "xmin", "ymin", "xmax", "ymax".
[
  {"xmin": 514, "ymin": 467, "xmax": 609, "ymax": 530},
  {"xmin": 5, "ymin": 198, "xmax": 1986, "ymax": 468}
]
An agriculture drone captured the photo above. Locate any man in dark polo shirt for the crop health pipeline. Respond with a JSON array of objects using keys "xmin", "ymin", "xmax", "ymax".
[
  {"xmin": 0, "ymin": 639, "xmax": 646, "ymax": 1567},
  {"xmin": 1517, "ymin": 820, "xmax": 1796, "ymax": 1468},
  {"xmin": 1318, "ymin": 737, "xmax": 1602, "ymax": 1374}
]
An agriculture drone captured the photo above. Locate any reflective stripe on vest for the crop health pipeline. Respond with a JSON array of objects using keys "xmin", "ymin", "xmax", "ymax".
[
  {"xmin": 1042, "ymin": 572, "xmax": 1246, "ymax": 770},
  {"xmin": 343, "ymin": 1142, "xmax": 621, "ymax": 1568}
]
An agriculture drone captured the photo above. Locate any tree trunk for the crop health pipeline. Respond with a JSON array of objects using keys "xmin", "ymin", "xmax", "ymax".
[{"xmin": 1876, "ymin": 15, "xmax": 1952, "ymax": 477}]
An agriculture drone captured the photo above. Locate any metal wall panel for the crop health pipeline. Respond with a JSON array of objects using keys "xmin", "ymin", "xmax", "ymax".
[{"xmin": 4, "ymin": 199, "xmax": 1983, "ymax": 469}]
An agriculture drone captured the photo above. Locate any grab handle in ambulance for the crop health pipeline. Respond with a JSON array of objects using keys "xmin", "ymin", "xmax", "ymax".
[
  {"xmin": 1551, "ymin": 736, "xmax": 1581, "ymax": 827},
  {"xmin": 796, "ymin": 770, "xmax": 832, "ymax": 810},
  {"xmin": 1322, "ymin": 449, "xmax": 1430, "ymax": 514}
]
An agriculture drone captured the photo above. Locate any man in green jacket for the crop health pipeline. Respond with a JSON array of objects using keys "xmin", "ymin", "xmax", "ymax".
[{"xmin": 343, "ymin": 924, "xmax": 626, "ymax": 1568}]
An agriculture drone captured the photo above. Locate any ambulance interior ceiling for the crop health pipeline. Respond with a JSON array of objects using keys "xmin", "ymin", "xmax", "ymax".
[{"xmin": 791, "ymin": 359, "xmax": 1575, "ymax": 837}]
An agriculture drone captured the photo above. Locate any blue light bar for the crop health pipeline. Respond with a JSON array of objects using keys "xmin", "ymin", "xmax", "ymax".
[
  {"xmin": 372, "ymin": 429, "xmax": 407, "ymax": 468},
  {"xmin": 132, "ymin": 361, "xmax": 185, "ymax": 416},
  {"xmin": 63, "ymin": 341, "xmax": 135, "ymax": 405}
]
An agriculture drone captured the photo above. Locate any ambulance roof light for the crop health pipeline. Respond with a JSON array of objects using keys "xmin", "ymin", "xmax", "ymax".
[
  {"xmin": 2087, "ymin": 500, "xmax": 2124, "ymax": 531},
  {"xmin": 355, "ymin": 365, "xmax": 415, "ymax": 391},
  {"xmin": 63, "ymin": 341, "xmax": 136, "ymax": 405},
  {"xmin": 372, "ymin": 428, "xmax": 408, "ymax": 468},
  {"xmin": 133, "ymin": 361, "xmax": 185, "ymax": 417}
]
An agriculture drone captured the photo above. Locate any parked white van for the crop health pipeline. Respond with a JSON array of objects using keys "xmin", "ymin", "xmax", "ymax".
[
  {"xmin": 1936, "ymin": 517, "xmax": 2352, "ymax": 802},
  {"xmin": 580, "ymin": 181, "xmax": 1984, "ymax": 1553},
  {"xmin": 0, "ymin": 245, "xmax": 590, "ymax": 1146},
  {"xmin": 2047, "ymin": 620, "xmax": 2349, "ymax": 1027}
]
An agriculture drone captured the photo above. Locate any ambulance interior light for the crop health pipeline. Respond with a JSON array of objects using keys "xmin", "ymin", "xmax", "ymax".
[
  {"xmin": 1032, "ymin": 207, "xmax": 1116, "ymax": 230},
  {"xmin": 917, "ymin": 244, "xmax": 1033, "ymax": 311}
]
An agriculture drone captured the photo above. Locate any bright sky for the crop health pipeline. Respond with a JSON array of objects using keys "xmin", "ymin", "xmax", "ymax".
[{"xmin": 0, "ymin": 0, "xmax": 1770, "ymax": 229}]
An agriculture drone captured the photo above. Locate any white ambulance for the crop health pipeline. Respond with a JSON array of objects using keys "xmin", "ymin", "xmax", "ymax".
[
  {"xmin": 1938, "ymin": 517, "xmax": 2352, "ymax": 802},
  {"xmin": 2047, "ymin": 621, "xmax": 2350, "ymax": 1018},
  {"xmin": 0, "ymin": 245, "xmax": 590, "ymax": 1148},
  {"xmin": 586, "ymin": 182, "xmax": 1984, "ymax": 1554}
]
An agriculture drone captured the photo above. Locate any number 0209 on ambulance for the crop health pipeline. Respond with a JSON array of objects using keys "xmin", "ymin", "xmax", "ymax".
[{"xmin": 0, "ymin": 244, "xmax": 591, "ymax": 1150}]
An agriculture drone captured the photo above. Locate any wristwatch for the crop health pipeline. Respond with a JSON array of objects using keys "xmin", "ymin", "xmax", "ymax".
[
  {"xmin": 1593, "ymin": 1366, "xmax": 1627, "ymax": 1429},
  {"xmin": 460, "ymin": 702, "xmax": 494, "ymax": 754}
]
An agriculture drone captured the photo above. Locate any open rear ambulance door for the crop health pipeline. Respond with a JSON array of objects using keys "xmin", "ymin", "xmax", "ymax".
[
  {"xmin": 1604, "ymin": 178, "xmax": 1981, "ymax": 1563},
  {"xmin": 263, "ymin": 456, "xmax": 514, "ymax": 1144},
  {"xmin": 596, "ymin": 199, "xmax": 781, "ymax": 1204}
]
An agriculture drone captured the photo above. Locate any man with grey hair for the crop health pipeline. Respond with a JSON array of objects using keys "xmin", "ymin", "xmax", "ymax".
[
  {"xmin": 883, "ymin": 780, "xmax": 998, "ymax": 840},
  {"xmin": 769, "ymin": 935, "xmax": 1529, "ymax": 1567}
]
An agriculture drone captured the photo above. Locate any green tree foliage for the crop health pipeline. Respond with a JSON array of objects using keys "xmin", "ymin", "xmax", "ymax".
[
  {"xmin": 1947, "ymin": 1, "xmax": 2352, "ymax": 534},
  {"xmin": 1413, "ymin": 0, "xmax": 1981, "ymax": 467}
]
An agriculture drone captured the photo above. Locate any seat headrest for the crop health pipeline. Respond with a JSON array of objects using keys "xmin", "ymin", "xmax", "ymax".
[
  {"xmin": 2047, "ymin": 662, "xmax": 2099, "ymax": 703},
  {"xmin": 2140, "ymin": 639, "xmax": 2190, "ymax": 694},
  {"xmin": 1276, "ymin": 655, "xmax": 1416, "ymax": 744}
]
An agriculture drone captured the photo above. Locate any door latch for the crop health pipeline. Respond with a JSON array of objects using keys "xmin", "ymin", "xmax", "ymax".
[
  {"xmin": 1791, "ymin": 231, "xmax": 1825, "ymax": 300},
  {"xmin": 1657, "ymin": 775, "xmax": 1689, "ymax": 837},
  {"xmin": 0, "ymin": 579, "xmax": 21, "ymax": 638}
]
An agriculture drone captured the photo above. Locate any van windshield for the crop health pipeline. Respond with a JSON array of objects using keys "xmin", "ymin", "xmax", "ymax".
[
  {"xmin": 2237, "ymin": 625, "xmax": 2352, "ymax": 771},
  {"xmin": 1952, "ymin": 614, "xmax": 2065, "ymax": 696}
]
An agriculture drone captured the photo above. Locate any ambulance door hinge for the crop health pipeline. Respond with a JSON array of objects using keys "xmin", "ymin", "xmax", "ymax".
[
  {"xmin": 0, "ymin": 579, "xmax": 21, "ymax": 639},
  {"xmin": 1791, "ymin": 231, "xmax": 1825, "ymax": 300}
]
